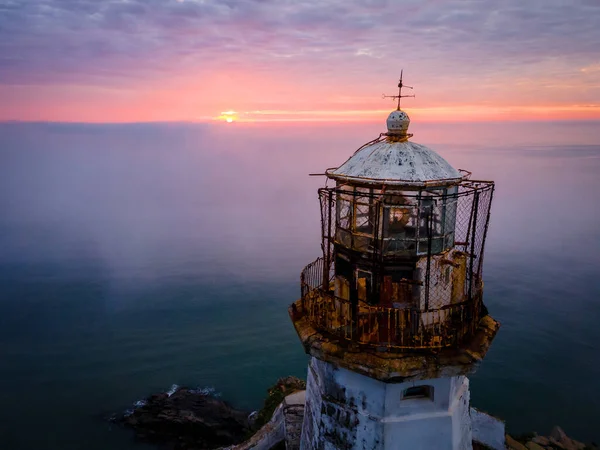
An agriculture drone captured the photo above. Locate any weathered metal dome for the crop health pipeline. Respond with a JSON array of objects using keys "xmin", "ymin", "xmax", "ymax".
[{"xmin": 326, "ymin": 112, "xmax": 466, "ymax": 187}]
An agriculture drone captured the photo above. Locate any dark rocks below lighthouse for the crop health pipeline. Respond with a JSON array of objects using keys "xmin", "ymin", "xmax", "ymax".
[
  {"xmin": 113, "ymin": 387, "xmax": 251, "ymax": 450},
  {"xmin": 112, "ymin": 377, "xmax": 306, "ymax": 450}
]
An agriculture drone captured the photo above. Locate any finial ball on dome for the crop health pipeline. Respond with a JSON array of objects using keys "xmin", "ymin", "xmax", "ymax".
[{"xmin": 386, "ymin": 110, "xmax": 410, "ymax": 135}]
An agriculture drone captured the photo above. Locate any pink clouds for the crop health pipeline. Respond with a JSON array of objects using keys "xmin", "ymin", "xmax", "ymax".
[{"xmin": 1, "ymin": 0, "xmax": 599, "ymax": 122}]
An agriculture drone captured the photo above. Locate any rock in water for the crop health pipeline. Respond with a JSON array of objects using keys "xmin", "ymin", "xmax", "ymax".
[{"xmin": 118, "ymin": 387, "xmax": 251, "ymax": 449}]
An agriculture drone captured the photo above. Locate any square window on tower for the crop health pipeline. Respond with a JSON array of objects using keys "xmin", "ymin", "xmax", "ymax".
[{"xmin": 402, "ymin": 385, "xmax": 434, "ymax": 401}]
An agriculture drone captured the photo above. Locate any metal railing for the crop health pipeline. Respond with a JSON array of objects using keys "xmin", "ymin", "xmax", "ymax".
[{"xmin": 298, "ymin": 257, "xmax": 482, "ymax": 351}]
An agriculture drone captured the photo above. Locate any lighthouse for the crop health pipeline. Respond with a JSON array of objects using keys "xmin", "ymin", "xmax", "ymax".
[{"xmin": 289, "ymin": 76, "xmax": 500, "ymax": 450}]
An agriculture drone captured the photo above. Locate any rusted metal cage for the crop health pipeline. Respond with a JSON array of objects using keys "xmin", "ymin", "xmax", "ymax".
[{"xmin": 299, "ymin": 179, "xmax": 494, "ymax": 351}]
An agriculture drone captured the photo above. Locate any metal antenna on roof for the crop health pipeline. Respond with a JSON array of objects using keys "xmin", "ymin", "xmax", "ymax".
[{"xmin": 382, "ymin": 70, "xmax": 415, "ymax": 110}]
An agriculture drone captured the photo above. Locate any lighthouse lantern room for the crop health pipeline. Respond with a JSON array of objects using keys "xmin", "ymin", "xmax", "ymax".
[{"xmin": 290, "ymin": 75, "xmax": 500, "ymax": 450}]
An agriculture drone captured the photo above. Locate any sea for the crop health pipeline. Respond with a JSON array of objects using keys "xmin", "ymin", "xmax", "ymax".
[{"xmin": 0, "ymin": 120, "xmax": 599, "ymax": 449}]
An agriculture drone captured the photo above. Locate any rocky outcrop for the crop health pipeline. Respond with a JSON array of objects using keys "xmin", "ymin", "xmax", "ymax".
[
  {"xmin": 113, "ymin": 378, "xmax": 306, "ymax": 450},
  {"xmin": 506, "ymin": 427, "xmax": 597, "ymax": 450},
  {"xmin": 115, "ymin": 387, "xmax": 251, "ymax": 450}
]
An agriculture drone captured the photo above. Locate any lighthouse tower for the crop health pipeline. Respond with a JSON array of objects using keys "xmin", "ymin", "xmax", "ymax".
[{"xmin": 289, "ymin": 76, "xmax": 499, "ymax": 450}]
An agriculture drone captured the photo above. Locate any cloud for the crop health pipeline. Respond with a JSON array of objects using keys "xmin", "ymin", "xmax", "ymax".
[
  {"xmin": 581, "ymin": 64, "xmax": 600, "ymax": 74},
  {"xmin": 0, "ymin": 0, "xmax": 599, "ymax": 120}
]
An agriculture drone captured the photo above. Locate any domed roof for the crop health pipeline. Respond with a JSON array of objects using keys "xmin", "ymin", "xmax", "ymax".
[{"xmin": 326, "ymin": 113, "xmax": 466, "ymax": 187}]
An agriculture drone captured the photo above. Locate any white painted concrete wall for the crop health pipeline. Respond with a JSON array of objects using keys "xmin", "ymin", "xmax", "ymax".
[
  {"xmin": 300, "ymin": 357, "xmax": 473, "ymax": 450},
  {"xmin": 471, "ymin": 407, "xmax": 505, "ymax": 450},
  {"xmin": 226, "ymin": 404, "xmax": 284, "ymax": 450}
]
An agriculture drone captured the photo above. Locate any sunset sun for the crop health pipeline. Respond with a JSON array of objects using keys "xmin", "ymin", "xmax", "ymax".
[{"xmin": 219, "ymin": 110, "xmax": 237, "ymax": 123}]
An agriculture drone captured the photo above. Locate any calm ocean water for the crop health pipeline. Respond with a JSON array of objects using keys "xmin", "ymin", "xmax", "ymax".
[{"xmin": 0, "ymin": 120, "xmax": 599, "ymax": 449}]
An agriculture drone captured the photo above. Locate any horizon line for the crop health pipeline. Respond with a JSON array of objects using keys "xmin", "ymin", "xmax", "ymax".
[{"xmin": 2, "ymin": 117, "xmax": 600, "ymax": 126}]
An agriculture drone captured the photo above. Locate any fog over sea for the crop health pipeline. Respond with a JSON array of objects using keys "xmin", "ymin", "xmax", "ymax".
[{"xmin": 0, "ymin": 120, "xmax": 599, "ymax": 449}]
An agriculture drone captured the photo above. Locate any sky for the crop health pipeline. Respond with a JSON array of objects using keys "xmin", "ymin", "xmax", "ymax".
[{"xmin": 1, "ymin": 0, "xmax": 600, "ymax": 123}]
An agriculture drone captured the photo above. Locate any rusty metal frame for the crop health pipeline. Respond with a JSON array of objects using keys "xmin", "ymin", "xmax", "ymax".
[
  {"xmin": 299, "ymin": 257, "xmax": 483, "ymax": 351},
  {"xmin": 300, "ymin": 179, "xmax": 494, "ymax": 351}
]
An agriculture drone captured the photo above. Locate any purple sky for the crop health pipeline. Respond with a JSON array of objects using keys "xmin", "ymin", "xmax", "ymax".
[{"xmin": 1, "ymin": 0, "xmax": 599, "ymax": 121}]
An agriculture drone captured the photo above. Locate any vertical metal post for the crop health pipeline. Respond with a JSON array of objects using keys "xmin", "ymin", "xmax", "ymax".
[
  {"xmin": 468, "ymin": 190, "xmax": 480, "ymax": 303},
  {"xmin": 464, "ymin": 187, "xmax": 474, "ymax": 250},
  {"xmin": 323, "ymin": 189, "xmax": 333, "ymax": 292},
  {"xmin": 301, "ymin": 271, "xmax": 305, "ymax": 310},
  {"xmin": 477, "ymin": 185, "xmax": 495, "ymax": 276},
  {"xmin": 424, "ymin": 205, "xmax": 433, "ymax": 311},
  {"xmin": 387, "ymin": 309, "xmax": 391, "ymax": 349},
  {"xmin": 371, "ymin": 198, "xmax": 382, "ymax": 301}
]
